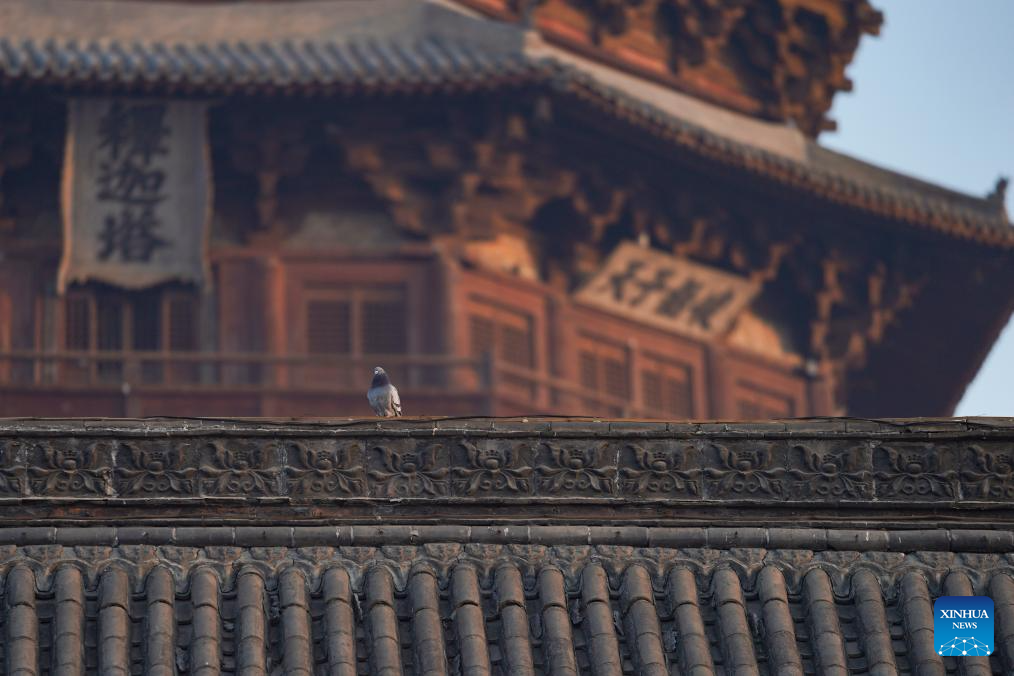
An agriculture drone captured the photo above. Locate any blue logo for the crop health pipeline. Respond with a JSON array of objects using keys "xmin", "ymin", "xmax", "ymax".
[{"xmin": 934, "ymin": 596, "xmax": 994, "ymax": 657}]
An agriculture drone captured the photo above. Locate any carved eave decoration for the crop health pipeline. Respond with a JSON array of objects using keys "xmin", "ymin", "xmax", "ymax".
[
  {"xmin": 227, "ymin": 109, "xmax": 313, "ymax": 238},
  {"xmin": 457, "ymin": 0, "xmax": 882, "ymax": 135},
  {"xmin": 0, "ymin": 108, "xmax": 32, "ymax": 231},
  {"xmin": 0, "ymin": 100, "xmax": 65, "ymax": 242},
  {"xmin": 304, "ymin": 94, "xmax": 999, "ymax": 415}
]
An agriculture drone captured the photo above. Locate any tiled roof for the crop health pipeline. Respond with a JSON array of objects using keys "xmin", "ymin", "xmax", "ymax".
[
  {"xmin": 0, "ymin": 0, "xmax": 1010, "ymax": 244},
  {"xmin": 0, "ymin": 36, "xmax": 538, "ymax": 91},
  {"xmin": 0, "ymin": 417, "xmax": 1012, "ymax": 674},
  {"xmin": 0, "ymin": 0, "xmax": 537, "ymax": 92},
  {"xmin": 0, "ymin": 536, "xmax": 1010, "ymax": 675},
  {"xmin": 556, "ymin": 74, "xmax": 1012, "ymax": 244}
]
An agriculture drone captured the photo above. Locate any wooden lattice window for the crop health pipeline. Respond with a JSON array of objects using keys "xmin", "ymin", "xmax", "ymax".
[
  {"xmin": 167, "ymin": 295, "xmax": 199, "ymax": 351},
  {"xmin": 362, "ymin": 294, "xmax": 407, "ymax": 355},
  {"xmin": 303, "ymin": 286, "xmax": 406, "ymax": 356},
  {"xmin": 467, "ymin": 297, "xmax": 536, "ymax": 399},
  {"xmin": 162, "ymin": 293, "xmax": 199, "ymax": 383},
  {"xmin": 579, "ymin": 352, "xmax": 598, "ymax": 391},
  {"xmin": 64, "ymin": 290, "xmax": 196, "ymax": 351},
  {"xmin": 736, "ymin": 383, "xmax": 795, "ymax": 419},
  {"xmin": 469, "ymin": 316, "xmax": 497, "ymax": 361},
  {"xmin": 466, "ymin": 300, "xmax": 534, "ymax": 369},
  {"xmin": 306, "ymin": 300, "xmax": 352, "ymax": 355},
  {"xmin": 64, "ymin": 295, "xmax": 91, "ymax": 351},
  {"xmin": 576, "ymin": 333, "xmax": 629, "ymax": 414},
  {"xmin": 131, "ymin": 291, "xmax": 159, "ymax": 352},
  {"xmin": 301, "ymin": 285, "xmax": 408, "ymax": 387},
  {"xmin": 62, "ymin": 287, "xmax": 200, "ymax": 384},
  {"xmin": 641, "ymin": 354, "xmax": 694, "ymax": 418}
]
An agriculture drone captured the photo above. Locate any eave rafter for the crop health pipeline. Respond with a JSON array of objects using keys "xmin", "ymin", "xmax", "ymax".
[
  {"xmin": 227, "ymin": 109, "xmax": 313, "ymax": 236},
  {"xmin": 0, "ymin": 106, "xmax": 35, "ymax": 229},
  {"xmin": 470, "ymin": 0, "xmax": 883, "ymax": 135}
]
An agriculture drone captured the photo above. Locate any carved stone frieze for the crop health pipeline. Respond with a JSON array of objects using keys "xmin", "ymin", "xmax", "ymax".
[
  {"xmin": 703, "ymin": 440, "xmax": 785, "ymax": 499},
  {"xmin": 874, "ymin": 442, "xmax": 959, "ymax": 500},
  {"xmin": 618, "ymin": 441, "xmax": 700, "ymax": 498},
  {"xmin": 0, "ymin": 440, "xmax": 25, "ymax": 497},
  {"xmin": 0, "ymin": 428, "xmax": 1008, "ymax": 507},
  {"xmin": 960, "ymin": 444, "xmax": 1014, "ymax": 501},
  {"xmin": 285, "ymin": 440, "xmax": 366, "ymax": 497},
  {"xmin": 786, "ymin": 442, "xmax": 873, "ymax": 501},
  {"xmin": 535, "ymin": 441, "xmax": 616, "ymax": 495},
  {"xmin": 369, "ymin": 442, "xmax": 450, "ymax": 497},
  {"xmin": 453, "ymin": 440, "xmax": 534, "ymax": 495},
  {"xmin": 27, "ymin": 439, "xmax": 112, "ymax": 497},
  {"xmin": 116, "ymin": 440, "xmax": 196, "ymax": 496},
  {"xmin": 200, "ymin": 440, "xmax": 282, "ymax": 497}
]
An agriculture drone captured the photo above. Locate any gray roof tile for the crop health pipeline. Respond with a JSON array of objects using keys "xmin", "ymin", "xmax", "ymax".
[{"xmin": 0, "ymin": 529, "xmax": 1006, "ymax": 673}]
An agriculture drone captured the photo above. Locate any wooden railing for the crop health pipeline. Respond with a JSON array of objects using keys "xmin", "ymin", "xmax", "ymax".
[
  {"xmin": 0, "ymin": 350, "xmax": 677, "ymax": 419},
  {"xmin": 0, "ymin": 349, "xmax": 482, "ymax": 391},
  {"xmin": 494, "ymin": 361, "xmax": 665, "ymax": 419}
]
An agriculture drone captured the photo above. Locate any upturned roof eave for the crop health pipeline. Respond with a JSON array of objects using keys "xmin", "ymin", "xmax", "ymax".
[{"xmin": 0, "ymin": 0, "xmax": 1009, "ymax": 245}]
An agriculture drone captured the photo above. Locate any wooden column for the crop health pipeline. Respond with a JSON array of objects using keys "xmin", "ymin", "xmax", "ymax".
[
  {"xmin": 263, "ymin": 255, "xmax": 287, "ymax": 415},
  {"xmin": 705, "ymin": 343, "xmax": 734, "ymax": 419},
  {"xmin": 627, "ymin": 336, "xmax": 642, "ymax": 418},
  {"xmin": 806, "ymin": 359, "xmax": 838, "ymax": 417}
]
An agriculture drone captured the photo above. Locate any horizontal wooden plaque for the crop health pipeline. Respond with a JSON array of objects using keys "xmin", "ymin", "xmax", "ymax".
[{"xmin": 575, "ymin": 241, "xmax": 759, "ymax": 340}]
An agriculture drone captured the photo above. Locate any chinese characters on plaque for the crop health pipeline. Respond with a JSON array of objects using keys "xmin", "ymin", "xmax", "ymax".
[
  {"xmin": 59, "ymin": 99, "xmax": 211, "ymax": 291},
  {"xmin": 575, "ymin": 241, "xmax": 759, "ymax": 339}
]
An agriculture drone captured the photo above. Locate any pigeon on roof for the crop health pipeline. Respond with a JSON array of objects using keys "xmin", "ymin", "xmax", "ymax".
[{"xmin": 367, "ymin": 366, "xmax": 402, "ymax": 417}]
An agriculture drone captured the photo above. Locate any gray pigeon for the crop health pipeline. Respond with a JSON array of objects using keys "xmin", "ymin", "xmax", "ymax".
[{"xmin": 367, "ymin": 366, "xmax": 402, "ymax": 417}]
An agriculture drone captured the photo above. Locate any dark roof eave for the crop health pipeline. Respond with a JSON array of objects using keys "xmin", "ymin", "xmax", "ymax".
[
  {"xmin": 1, "ymin": 37, "xmax": 1010, "ymax": 245},
  {"xmin": 550, "ymin": 76, "xmax": 1013, "ymax": 247}
]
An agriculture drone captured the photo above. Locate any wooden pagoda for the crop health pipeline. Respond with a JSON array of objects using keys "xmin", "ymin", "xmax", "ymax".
[{"xmin": 0, "ymin": 0, "xmax": 1010, "ymax": 419}]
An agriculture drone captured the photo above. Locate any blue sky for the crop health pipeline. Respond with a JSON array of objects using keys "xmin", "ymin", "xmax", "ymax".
[{"xmin": 823, "ymin": 0, "xmax": 1014, "ymax": 416}]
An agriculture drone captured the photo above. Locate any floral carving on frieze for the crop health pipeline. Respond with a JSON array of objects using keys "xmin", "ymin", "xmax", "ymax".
[
  {"xmin": 960, "ymin": 445, "xmax": 1014, "ymax": 501},
  {"xmin": 369, "ymin": 443, "xmax": 449, "ymax": 497},
  {"xmin": 286, "ymin": 441, "xmax": 365, "ymax": 496},
  {"xmin": 874, "ymin": 444, "xmax": 957, "ymax": 499},
  {"xmin": 704, "ymin": 443, "xmax": 784, "ymax": 499},
  {"xmin": 0, "ymin": 440, "xmax": 24, "ymax": 496},
  {"xmin": 786, "ymin": 444, "xmax": 872, "ymax": 500},
  {"xmin": 619, "ymin": 443, "xmax": 700, "ymax": 497},
  {"xmin": 453, "ymin": 441, "xmax": 533, "ymax": 495},
  {"xmin": 200, "ymin": 440, "xmax": 280, "ymax": 496},
  {"xmin": 28, "ymin": 440, "xmax": 111, "ymax": 496},
  {"xmin": 116, "ymin": 441, "xmax": 196, "ymax": 495},
  {"xmin": 536, "ymin": 443, "xmax": 615, "ymax": 494}
]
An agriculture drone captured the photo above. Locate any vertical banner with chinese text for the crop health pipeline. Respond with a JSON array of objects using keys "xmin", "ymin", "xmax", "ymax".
[{"xmin": 59, "ymin": 99, "xmax": 211, "ymax": 292}]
